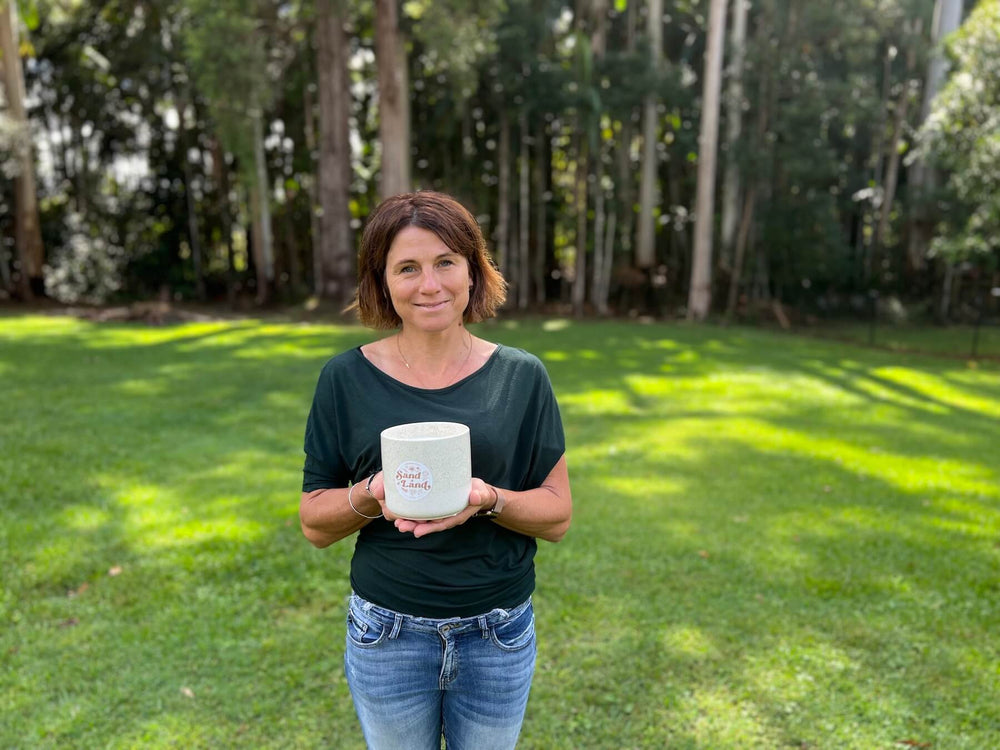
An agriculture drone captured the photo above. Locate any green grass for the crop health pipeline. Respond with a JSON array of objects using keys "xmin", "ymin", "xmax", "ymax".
[
  {"xmin": 806, "ymin": 320, "xmax": 1000, "ymax": 358},
  {"xmin": 2, "ymin": 314, "xmax": 998, "ymax": 749}
]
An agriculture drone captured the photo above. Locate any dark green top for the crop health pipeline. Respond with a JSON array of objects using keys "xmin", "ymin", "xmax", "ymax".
[{"xmin": 302, "ymin": 344, "xmax": 565, "ymax": 617}]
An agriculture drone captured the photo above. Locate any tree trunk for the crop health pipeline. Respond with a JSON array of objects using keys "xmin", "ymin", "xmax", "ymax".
[
  {"xmin": 922, "ymin": 0, "xmax": 965, "ymax": 124},
  {"xmin": 590, "ymin": 0, "xmax": 608, "ymax": 55},
  {"xmin": 532, "ymin": 118, "xmax": 549, "ymax": 306},
  {"xmin": 250, "ymin": 109, "xmax": 274, "ymax": 303},
  {"xmin": 496, "ymin": 110, "xmax": 511, "ymax": 279},
  {"xmin": 572, "ymin": 134, "xmax": 589, "ymax": 318},
  {"xmin": 518, "ymin": 110, "xmax": 530, "ymax": 310},
  {"xmin": 209, "ymin": 139, "xmax": 237, "ymax": 304},
  {"xmin": 316, "ymin": 0, "xmax": 355, "ymax": 306},
  {"xmin": 591, "ymin": 149, "xmax": 606, "ymax": 314},
  {"xmin": 725, "ymin": 184, "xmax": 757, "ymax": 320},
  {"xmin": 374, "ymin": 0, "xmax": 410, "ymax": 198},
  {"xmin": 178, "ymin": 93, "xmax": 206, "ymax": 301},
  {"xmin": 182, "ymin": 154, "xmax": 206, "ymax": 301},
  {"xmin": 614, "ymin": 0, "xmax": 638, "ymax": 295},
  {"xmin": 635, "ymin": 0, "xmax": 662, "ymax": 270},
  {"xmin": 285, "ymin": 205, "xmax": 303, "ymax": 296},
  {"xmin": 588, "ymin": 0, "xmax": 610, "ymax": 314},
  {"xmin": 687, "ymin": 0, "xmax": 728, "ymax": 321},
  {"xmin": 908, "ymin": 0, "xmax": 964, "ymax": 272},
  {"xmin": 666, "ymin": 160, "xmax": 689, "ymax": 299},
  {"xmin": 303, "ymin": 87, "xmax": 322, "ymax": 297},
  {"xmin": 593, "ymin": 131, "xmax": 617, "ymax": 316},
  {"xmin": 726, "ymin": 25, "xmax": 769, "ymax": 319},
  {"xmin": 0, "ymin": 0, "xmax": 44, "ymax": 298},
  {"xmin": 720, "ymin": 0, "xmax": 749, "ymax": 272},
  {"xmin": 873, "ymin": 27, "xmax": 920, "ymax": 275}
]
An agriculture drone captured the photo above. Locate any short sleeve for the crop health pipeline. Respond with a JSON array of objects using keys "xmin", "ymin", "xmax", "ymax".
[
  {"xmin": 302, "ymin": 363, "xmax": 350, "ymax": 492},
  {"xmin": 521, "ymin": 356, "xmax": 566, "ymax": 489}
]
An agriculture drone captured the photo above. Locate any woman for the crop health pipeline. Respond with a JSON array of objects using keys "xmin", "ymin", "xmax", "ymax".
[{"xmin": 299, "ymin": 191, "xmax": 572, "ymax": 750}]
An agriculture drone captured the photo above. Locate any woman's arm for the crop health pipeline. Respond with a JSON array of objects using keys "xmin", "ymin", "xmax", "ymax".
[
  {"xmin": 299, "ymin": 479, "xmax": 384, "ymax": 548},
  {"xmin": 392, "ymin": 454, "xmax": 572, "ymax": 543}
]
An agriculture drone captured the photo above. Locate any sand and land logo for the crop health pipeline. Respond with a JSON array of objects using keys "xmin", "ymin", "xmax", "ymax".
[{"xmin": 395, "ymin": 461, "xmax": 433, "ymax": 501}]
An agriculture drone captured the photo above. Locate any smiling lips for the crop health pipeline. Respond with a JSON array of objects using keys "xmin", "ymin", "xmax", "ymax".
[{"xmin": 415, "ymin": 300, "xmax": 450, "ymax": 310}]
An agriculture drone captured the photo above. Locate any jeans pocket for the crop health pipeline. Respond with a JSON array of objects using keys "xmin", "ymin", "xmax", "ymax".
[
  {"xmin": 490, "ymin": 603, "xmax": 535, "ymax": 652},
  {"xmin": 346, "ymin": 604, "xmax": 389, "ymax": 649}
]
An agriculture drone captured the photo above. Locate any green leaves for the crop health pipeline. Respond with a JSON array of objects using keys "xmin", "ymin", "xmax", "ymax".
[
  {"xmin": 18, "ymin": 0, "xmax": 39, "ymax": 30},
  {"xmin": 918, "ymin": 1, "xmax": 1000, "ymax": 264}
]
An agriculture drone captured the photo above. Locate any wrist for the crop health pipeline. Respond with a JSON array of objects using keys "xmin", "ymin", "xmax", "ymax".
[
  {"xmin": 477, "ymin": 485, "xmax": 505, "ymax": 519},
  {"xmin": 348, "ymin": 479, "xmax": 382, "ymax": 520}
]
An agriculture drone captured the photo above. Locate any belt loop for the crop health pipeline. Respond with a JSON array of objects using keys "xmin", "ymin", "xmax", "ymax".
[
  {"xmin": 477, "ymin": 614, "xmax": 489, "ymax": 639},
  {"xmin": 389, "ymin": 613, "xmax": 404, "ymax": 639}
]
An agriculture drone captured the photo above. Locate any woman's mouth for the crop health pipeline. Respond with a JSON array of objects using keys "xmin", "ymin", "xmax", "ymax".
[{"xmin": 416, "ymin": 300, "xmax": 449, "ymax": 311}]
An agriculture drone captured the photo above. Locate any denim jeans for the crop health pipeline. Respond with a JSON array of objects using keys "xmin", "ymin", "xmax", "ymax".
[{"xmin": 344, "ymin": 592, "xmax": 537, "ymax": 750}]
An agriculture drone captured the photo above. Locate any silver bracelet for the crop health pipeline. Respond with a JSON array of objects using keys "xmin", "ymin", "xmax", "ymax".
[{"xmin": 348, "ymin": 480, "xmax": 383, "ymax": 519}]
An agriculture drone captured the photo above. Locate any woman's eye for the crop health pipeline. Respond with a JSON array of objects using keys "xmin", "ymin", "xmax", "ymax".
[{"xmin": 438, "ymin": 259, "xmax": 455, "ymax": 267}]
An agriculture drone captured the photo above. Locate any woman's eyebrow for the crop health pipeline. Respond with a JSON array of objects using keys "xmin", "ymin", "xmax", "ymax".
[{"xmin": 390, "ymin": 251, "xmax": 459, "ymax": 267}]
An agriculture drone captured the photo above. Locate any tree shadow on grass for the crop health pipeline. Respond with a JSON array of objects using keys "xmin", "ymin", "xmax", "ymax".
[
  {"xmin": 479, "ymin": 321, "xmax": 999, "ymax": 747},
  {"xmin": 488, "ymin": 321, "xmax": 999, "ymax": 471},
  {"xmin": 527, "ymin": 436, "xmax": 998, "ymax": 748},
  {"xmin": 2, "ymin": 317, "xmax": 377, "ymax": 746},
  {"xmin": 3, "ymin": 499, "xmax": 363, "ymax": 748},
  {"xmin": 3, "ymin": 405, "xmax": 364, "ymax": 746}
]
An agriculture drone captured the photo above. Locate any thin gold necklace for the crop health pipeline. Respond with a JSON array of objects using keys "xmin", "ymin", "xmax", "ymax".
[{"xmin": 396, "ymin": 329, "xmax": 473, "ymax": 385}]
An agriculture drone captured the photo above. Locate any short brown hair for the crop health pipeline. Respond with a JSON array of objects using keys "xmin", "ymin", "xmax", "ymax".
[{"xmin": 353, "ymin": 191, "xmax": 507, "ymax": 329}]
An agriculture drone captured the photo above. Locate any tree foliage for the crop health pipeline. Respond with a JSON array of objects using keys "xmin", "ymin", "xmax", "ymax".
[
  {"xmin": 2, "ymin": 0, "xmax": 996, "ymax": 318},
  {"xmin": 918, "ymin": 0, "xmax": 1000, "ymax": 268}
]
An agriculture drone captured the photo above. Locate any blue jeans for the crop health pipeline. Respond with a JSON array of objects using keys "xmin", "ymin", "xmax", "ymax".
[{"xmin": 344, "ymin": 593, "xmax": 537, "ymax": 750}]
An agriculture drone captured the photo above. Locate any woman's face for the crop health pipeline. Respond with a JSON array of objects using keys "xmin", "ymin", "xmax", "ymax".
[{"xmin": 384, "ymin": 225, "xmax": 473, "ymax": 334}]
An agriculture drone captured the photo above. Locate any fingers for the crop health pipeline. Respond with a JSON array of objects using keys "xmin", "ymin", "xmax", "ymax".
[
  {"xmin": 394, "ymin": 504, "xmax": 480, "ymax": 538},
  {"xmin": 394, "ymin": 518, "xmax": 418, "ymax": 533},
  {"xmin": 366, "ymin": 471, "xmax": 386, "ymax": 501},
  {"xmin": 468, "ymin": 479, "xmax": 490, "ymax": 507},
  {"xmin": 390, "ymin": 478, "xmax": 490, "ymax": 538}
]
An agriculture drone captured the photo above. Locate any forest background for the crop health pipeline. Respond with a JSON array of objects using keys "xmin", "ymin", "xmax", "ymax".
[{"xmin": 0, "ymin": 0, "xmax": 998, "ymax": 325}]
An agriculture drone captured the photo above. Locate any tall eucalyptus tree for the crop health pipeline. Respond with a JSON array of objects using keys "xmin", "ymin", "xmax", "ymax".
[
  {"xmin": 720, "ymin": 0, "xmax": 749, "ymax": 273},
  {"xmin": 374, "ymin": 0, "xmax": 409, "ymax": 198},
  {"xmin": 0, "ymin": 0, "xmax": 44, "ymax": 298},
  {"xmin": 687, "ymin": 0, "xmax": 727, "ymax": 320},
  {"xmin": 314, "ymin": 0, "xmax": 354, "ymax": 304},
  {"xmin": 908, "ymin": 0, "xmax": 964, "ymax": 279},
  {"xmin": 635, "ymin": 0, "xmax": 662, "ymax": 272}
]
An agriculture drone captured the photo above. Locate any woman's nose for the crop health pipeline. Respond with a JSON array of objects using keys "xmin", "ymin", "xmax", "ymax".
[{"xmin": 418, "ymin": 270, "xmax": 442, "ymax": 293}]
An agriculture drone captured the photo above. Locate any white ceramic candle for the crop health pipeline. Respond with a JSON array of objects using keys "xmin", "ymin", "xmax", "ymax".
[{"xmin": 380, "ymin": 421, "xmax": 472, "ymax": 520}]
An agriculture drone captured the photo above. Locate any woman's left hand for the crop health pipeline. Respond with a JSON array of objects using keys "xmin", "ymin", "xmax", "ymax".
[{"xmin": 393, "ymin": 478, "xmax": 493, "ymax": 538}]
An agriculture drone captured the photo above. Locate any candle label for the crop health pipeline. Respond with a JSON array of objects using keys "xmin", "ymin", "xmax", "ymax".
[{"xmin": 395, "ymin": 461, "xmax": 433, "ymax": 500}]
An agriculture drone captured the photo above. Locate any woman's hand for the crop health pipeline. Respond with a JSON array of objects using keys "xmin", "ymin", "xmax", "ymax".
[
  {"xmin": 392, "ymin": 478, "xmax": 494, "ymax": 538},
  {"xmin": 363, "ymin": 471, "xmax": 403, "ymax": 522}
]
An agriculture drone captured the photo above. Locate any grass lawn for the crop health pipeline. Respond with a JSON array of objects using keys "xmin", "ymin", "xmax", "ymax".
[
  {"xmin": 1, "ymin": 314, "xmax": 998, "ymax": 749},
  {"xmin": 805, "ymin": 320, "xmax": 1000, "ymax": 359}
]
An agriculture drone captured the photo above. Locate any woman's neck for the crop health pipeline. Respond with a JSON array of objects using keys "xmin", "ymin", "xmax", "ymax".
[{"xmin": 395, "ymin": 325, "xmax": 474, "ymax": 384}]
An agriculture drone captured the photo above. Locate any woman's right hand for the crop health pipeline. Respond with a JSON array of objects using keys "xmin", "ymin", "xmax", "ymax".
[
  {"xmin": 365, "ymin": 471, "xmax": 386, "ymax": 503},
  {"xmin": 364, "ymin": 471, "xmax": 403, "ymax": 522}
]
